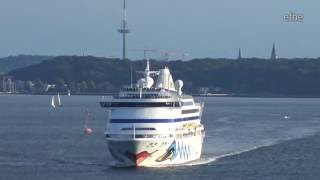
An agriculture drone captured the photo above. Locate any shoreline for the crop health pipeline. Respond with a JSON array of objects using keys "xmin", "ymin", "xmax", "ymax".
[{"xmin": 2, "ymin": 92, "xmax": 320, "ymax": 98}]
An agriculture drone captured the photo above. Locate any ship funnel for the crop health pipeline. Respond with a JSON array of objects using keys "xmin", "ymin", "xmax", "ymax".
[{"xmin": 155, "ymin": 67, "xmax": 175, "ymax": 91}]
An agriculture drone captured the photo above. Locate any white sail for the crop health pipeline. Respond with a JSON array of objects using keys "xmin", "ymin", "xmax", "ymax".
[
  {"xmin": 57, "ymin": 93, "xmax": 62, "ymax": 106},
  {"xmin": 84, "ymin": 109, "xmax": 89, "ymax": 128},
  {"xmin": 51, "ymin": 96, "xmax": 56, "ymax": 108},
  {"xmin": 67, "ymin": 90, "xmax": 71, "ymax": 96}
]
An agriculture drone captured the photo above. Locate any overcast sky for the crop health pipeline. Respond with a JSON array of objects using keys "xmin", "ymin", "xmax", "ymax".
[{"xmin": 0, "ymin": 0, "xmax": 318, "ymax": 59}]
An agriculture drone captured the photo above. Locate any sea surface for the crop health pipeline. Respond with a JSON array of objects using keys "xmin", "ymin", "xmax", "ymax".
[{"xmin": 0, "ymin": 95, "xmax": 320, "ymax": 180}]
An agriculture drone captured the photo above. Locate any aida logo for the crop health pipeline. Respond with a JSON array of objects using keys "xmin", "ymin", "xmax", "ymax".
[{"xmin": 284, "ymin": 12, "xmax": 304, "ymax": 22}]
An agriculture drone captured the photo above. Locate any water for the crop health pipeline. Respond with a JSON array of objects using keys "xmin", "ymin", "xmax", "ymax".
[{"xmin": 0, "ymin": 95, "xmax": 320, "ymax": 180}]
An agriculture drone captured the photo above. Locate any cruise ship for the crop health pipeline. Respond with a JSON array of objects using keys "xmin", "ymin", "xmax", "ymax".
[{"xmin": 100, "ymin": 60, "xmax": 205, "ymax": 167}]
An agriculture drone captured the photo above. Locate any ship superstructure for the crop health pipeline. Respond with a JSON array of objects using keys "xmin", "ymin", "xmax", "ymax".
[{"xmin": 100, "ymin": 60, "xmax": 205, "ymax": 166}]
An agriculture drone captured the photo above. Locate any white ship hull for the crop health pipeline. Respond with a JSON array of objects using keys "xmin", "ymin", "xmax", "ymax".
[
  {"xmin": 107, "ymin": 132, "xmax": 204, "ymax": 167},
  {"xmin": 105, "ymin": 102, "xmax": 205, "ymax": 167}
]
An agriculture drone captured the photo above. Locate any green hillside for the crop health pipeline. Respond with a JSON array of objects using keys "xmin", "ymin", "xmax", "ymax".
[
  {"xmin": 8, "ymin": 56, "xmax": 320, "ymax": 96},
  {"xmin": 0, "ymin": 55, "xmax": 52, "ymax": 73}
]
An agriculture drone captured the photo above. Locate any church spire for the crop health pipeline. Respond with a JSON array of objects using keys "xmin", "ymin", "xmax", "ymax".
[{"xmin": 270, "ymin": 43, "xmax": 277, "ymax": 60}]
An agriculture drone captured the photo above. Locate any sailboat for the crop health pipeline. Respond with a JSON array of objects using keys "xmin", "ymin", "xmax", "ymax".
[
  {"xmin": 57, "ymin": 93, "xmax": 62, "ymax": 107},
  {"xmin": 51, "ymin": 96, "xmax": 56, "ymax": 108},
  {"xmin": 51, "ymin": 93, "xmax": 62, "ymax": 108},
  {"xmin": 67, "ymin": 90, "xmax": 71, "ymax": 96}
]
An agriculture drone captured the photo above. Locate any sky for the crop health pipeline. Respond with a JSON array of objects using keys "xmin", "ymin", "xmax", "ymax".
[{"xmin": 0, "ymin": 0, "xmax": 319, "ymax": 59}]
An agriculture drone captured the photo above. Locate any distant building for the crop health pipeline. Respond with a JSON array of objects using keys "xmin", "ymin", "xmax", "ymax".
[
  {"xmin": 44, "ymin": 84, "xmax": 56, "ymax": 92},
  {"xmin": 198, "ymin": 87, "xmax": 210, "ymax": 95},
  {"xmin": 270, "ymin": 43, "xmax": 277, "ymax": 60},
  {"xmin": 0, "ymin": 76, "xmax": 16, "ymax": 93}
]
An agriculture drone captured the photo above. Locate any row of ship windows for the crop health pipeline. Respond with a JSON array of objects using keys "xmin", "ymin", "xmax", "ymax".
[
  {"xmin": 121, "ymin": 87, "xmax": 161, "ymax": 92},
  {"xmin": 100, "ymin": 102, "xmax": 181, "ymax": 107},
  {"xmin": 181, "ymin": 109, "xmax": 199, "ymax": 114},
  {"xmin": 182, "ymin": 101, "xmax": 194, "ymax": 106},
  {"xmin": 101, "ymin": 101, "xmax": 194, "ymax": 108},
  {"xmin": 118, "ymin": 94, "xmax": 172, "ymax": 99},
  {"xmin": 121, "ymin": 127, "xmax": 156, "ymax": 131},
  {"xmin": 106, "ymin": 130, "xmax": 204, "ymax": 139},
  {"xmin": 175, "ymin": 130, "xmax": 203, "ymax": 139},
  {"xmin": 106, "ymin": 134, "xmax": 173, "ymax": 139}
]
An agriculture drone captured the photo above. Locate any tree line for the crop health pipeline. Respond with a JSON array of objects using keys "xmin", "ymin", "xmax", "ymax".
[{"xmin": 8, "ymin": 56, "xmax": 320, "ymax": 96}]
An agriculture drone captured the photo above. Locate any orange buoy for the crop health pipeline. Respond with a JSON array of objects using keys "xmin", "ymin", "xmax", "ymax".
[{"xmin": 83, "ymin": 108, "xmax": 93, "ymax": 135}]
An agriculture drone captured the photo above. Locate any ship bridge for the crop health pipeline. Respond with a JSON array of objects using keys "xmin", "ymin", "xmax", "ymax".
[{"xmin": 100, "ymin": 60, "xmax": 191, "ymax": 108}]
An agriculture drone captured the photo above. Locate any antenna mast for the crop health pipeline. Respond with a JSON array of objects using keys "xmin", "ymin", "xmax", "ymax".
[
  {"xmin": 118, "ymin": 0, "xmax": 130, "ymax": 60},
  {"xmin": 130, "ymin": 62, "xmax": 133, "ymax": 88}
]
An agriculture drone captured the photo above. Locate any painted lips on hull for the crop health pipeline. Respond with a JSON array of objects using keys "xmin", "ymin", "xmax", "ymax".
[
  {"xmin": 109, "ymin": 140, "xmax": 182, "ymax": 166},
  {"xmin": 126, "ymin": 151, "xmax": 157, "ymax": 166},
  {"xmin": 135, "ymin": 151, "xmax": 152, "ymax": 165},
  {"xmin": 109, "ymin": 139, "xmax": 170, "ymax": 166},
  {"xmin": 126, "ymin": 141, "xmax": 176, "ymax": 166}
]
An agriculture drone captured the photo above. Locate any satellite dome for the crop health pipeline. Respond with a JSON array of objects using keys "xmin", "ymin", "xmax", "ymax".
[
  {"xmin": 175, "ymin": 80, "xmax": 184, "ymax": 95},
  {"xmin": 145, "ymin": 77, "xmax": 154, "ymax": 88},
  {"xmin": 137, "ymin": 78, "xmax": 146, "ymax": 88}
]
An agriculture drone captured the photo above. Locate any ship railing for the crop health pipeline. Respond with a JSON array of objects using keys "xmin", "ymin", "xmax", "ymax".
[
  {"xmin": 105, "ymin": 133, "xmax": 174, "ymax": 140},
  {"xmin": 117, "ymin": 87, "xmax": 179, "ymax": 99},
  {"xmin": 121, "ymin": 87, "xmax": 162, "ymax": 92},
  {"xmin": 100, "ymin": 101, "xmax": 181, "ymax": 107},
  {"xmin": 173, "ymin": 124, "xmax": 204, "ymax": 138},
  {"xmin": 105, "ymin": 129, "xmax": 203, "ymax": 140},
  {"xmin": 115, "ymin": 94, "xmax": 172, "ymax": 99}
]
